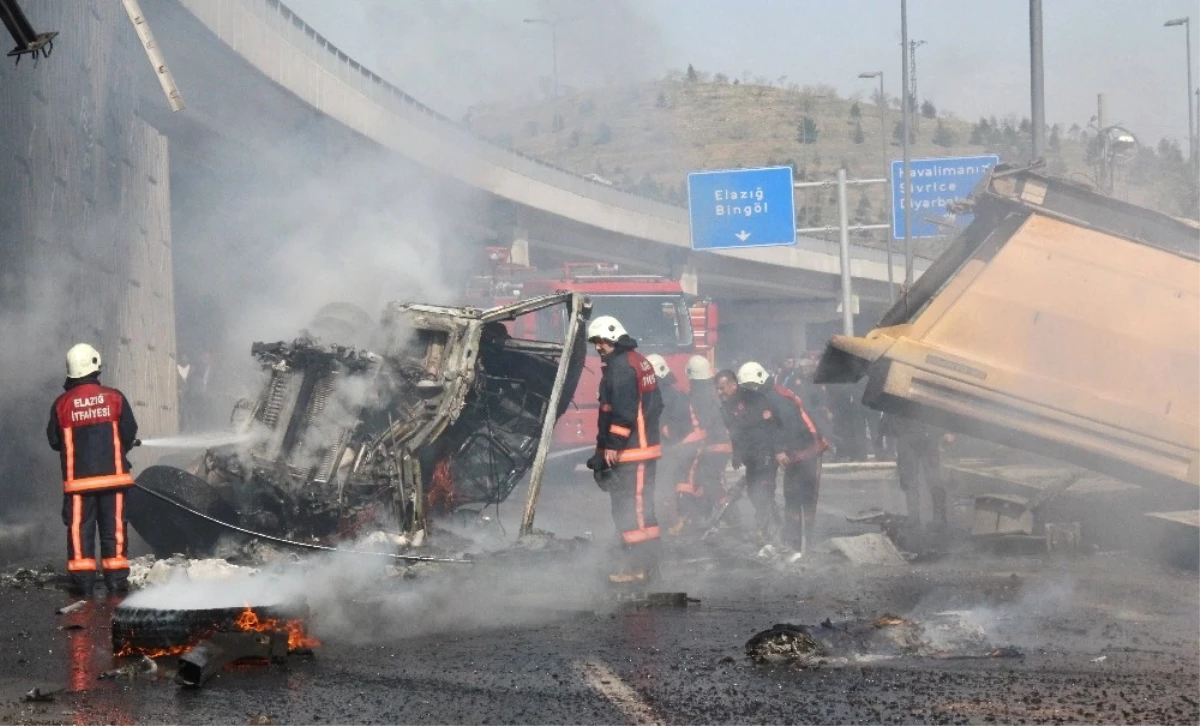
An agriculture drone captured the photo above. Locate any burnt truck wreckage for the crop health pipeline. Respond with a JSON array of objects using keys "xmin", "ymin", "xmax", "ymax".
[{"xmin": 129, "ymin": 293, "xmax": 591, "ymax": 557}]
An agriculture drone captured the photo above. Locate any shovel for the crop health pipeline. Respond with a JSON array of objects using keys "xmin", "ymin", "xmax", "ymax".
[{"xmin": 701, "ymin": 473, "xmax": 746, "ymax": 541}]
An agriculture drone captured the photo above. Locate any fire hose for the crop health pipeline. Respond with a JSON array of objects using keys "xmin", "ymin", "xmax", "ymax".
[{"xmin": 131, "ymin": 483, "xmax": 473, "ymax": 565}]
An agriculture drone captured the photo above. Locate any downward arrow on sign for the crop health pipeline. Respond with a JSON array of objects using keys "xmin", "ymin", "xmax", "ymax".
[{"xmin": 735, "ymin": 230, "xmax": 751, "ymax": 242}]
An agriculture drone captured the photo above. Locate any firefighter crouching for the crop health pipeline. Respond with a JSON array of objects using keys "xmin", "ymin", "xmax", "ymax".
[
  {"xmin": 715, "ymin": 367, "xmax": 781, "ymax": 542},
  {"xmin": 47, "ymin": 344, "xmax": 139, "ymax": 595},
  {"xmin": 746, "ymin": 362, "xmax": 829, "ymax": 553},
  {"xmin": 585, "ymin": 316, "xmax": 664, "ymax": 585}
]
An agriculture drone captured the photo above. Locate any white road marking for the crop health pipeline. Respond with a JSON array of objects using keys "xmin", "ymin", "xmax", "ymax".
[{"xmin": 574, "ymin": 658, "xmax": 663, "ymax": 725}]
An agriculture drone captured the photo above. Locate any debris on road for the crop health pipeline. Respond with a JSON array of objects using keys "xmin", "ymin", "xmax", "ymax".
[
  {"xmin": 828, "ymin": 532, "xmax": 908, "ymax": 566},
  {"xmin": 21, "ymin": 687, "xmax": 57, "ymax": 703},
  {"xmin": 127, "ymin": 555, "xmax": 259, "ymax": 590},
  {"xmin": 745, "ymin": 623, "xmax": 826, "ymax": 666},
  {"xmin": 55, "ymin": 600, "xmax": 86, "ymax": 615},
  {"xmin": 176, "ymin": 631, "xmax": 289, "ymax": 688},
  {"xmin": 0, "ymin": 565, "xmax": 61, "ymax": 589},
  {"xmin": 99, "ymin": 655, "xmax": 158, "ymax": 680}
]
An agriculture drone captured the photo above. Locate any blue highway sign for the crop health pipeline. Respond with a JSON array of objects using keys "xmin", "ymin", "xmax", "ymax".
[
  {"xmin": 890, "ymin": 154, "xmax": 998, "ymax": 239},
  {"xmin": 687, "ymin": 166, "xmax": 796, "ymax": 251}
]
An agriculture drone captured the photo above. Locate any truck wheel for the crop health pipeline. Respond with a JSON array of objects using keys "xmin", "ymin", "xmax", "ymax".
[
  {"xmin": 128, "ymin": 466, "xmax": 241, "ymax": 558},
  {"xmin": 111, "ymin": 604, "xmax": 296, "ymax": 654}
]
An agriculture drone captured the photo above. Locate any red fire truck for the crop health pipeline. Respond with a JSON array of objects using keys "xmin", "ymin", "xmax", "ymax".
[{"xmin": 467, "ymin": 248, "xmax": 719, "ymax": 463}]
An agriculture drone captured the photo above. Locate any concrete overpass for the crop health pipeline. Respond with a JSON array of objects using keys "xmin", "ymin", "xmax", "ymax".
[{"xmin": 166, "ymin": 0, "xmax": 929, "ymax": 305}]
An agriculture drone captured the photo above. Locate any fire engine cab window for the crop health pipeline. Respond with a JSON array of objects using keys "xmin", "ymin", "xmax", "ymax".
[{"xmin": 589, "ymin": 296, "xmax": 693, "ymax": 349}]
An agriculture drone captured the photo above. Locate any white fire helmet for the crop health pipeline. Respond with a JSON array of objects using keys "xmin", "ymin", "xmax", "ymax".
[
  {"xmin": 66, "ymin": 343, "xmax": 102, "ymax": 379},
  {"xmin": 644, "ymin": 354, "xmax": 671, "ymax": 380},
  {"xmin": 736, "ymin": 361, "xmax": 770, "ymax": 387},
  {"xmin": 586, "ymin": 315, "xmax": 627, "ymax": 343},
  {"xmin": 685, "ymin": 355, "xmax": 713, "ymax": 381}
]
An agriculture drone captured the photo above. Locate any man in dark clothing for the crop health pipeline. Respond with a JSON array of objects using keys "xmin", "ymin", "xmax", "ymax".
[
  {"xmin": 47, "ymin": 344, "xmax": 138, "ymax": 595},
  {"xmin": 720, "ymin": 365, "xmax": 784, "ymax": 542},
  {"xmin": 645, "ymin": 354, "xmax": 694, "ymax": 446},
  {"xmin": 587, "ymin": 316, "xmax": 664, "ymax": 584},
  {"xmin": 884, "ymin": 414, "xmax": 949, "ymax": 527},
  {"xmin": 759, "ymin": 369, "xmax": 828, "ymax": 552}
]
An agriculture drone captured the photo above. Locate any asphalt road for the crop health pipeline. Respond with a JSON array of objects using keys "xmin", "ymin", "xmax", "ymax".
[{"xmin": 0, "ymin": 470, "xmax": 1196, "ymax": 725}]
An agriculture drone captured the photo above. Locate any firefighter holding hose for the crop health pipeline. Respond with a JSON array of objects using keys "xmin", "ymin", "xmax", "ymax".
[
  {"xmin": 47, "ymin": 344, "xmax": 139, "ymax": 595},
  {"xmin": 585, "ymin": 316, "xmax": 664, "ymax": 585}
]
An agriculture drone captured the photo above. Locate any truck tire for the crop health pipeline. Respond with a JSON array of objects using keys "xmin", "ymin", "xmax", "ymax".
[
  {"xmin": 128, "ymin": 466, "xmax": 242, "ymax": 558},
  {"xmin": 111, "ymin": 604, "xmax": 296, "ymax": 654}
]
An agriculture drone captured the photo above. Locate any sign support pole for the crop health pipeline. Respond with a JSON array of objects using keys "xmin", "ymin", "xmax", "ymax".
[{"xmin": 836, "ymin": 169, "xmax": 854, "ymax": 337}]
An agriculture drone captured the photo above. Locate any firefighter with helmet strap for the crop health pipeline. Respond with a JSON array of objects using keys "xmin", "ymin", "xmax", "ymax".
[
  {"xmin": 676, "ymin": 354, "xmax": 729, "ymax": 532},
  {"xmin": 47, "ymin": 344, "xmax": 139, "ymax": 595},
  {"xmin": 586, "ymin": 316, "xmax": 664, "ymax": 585}
]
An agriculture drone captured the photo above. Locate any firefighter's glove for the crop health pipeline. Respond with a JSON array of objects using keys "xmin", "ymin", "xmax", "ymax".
[{"xmin": 587, "ymin": 452, "xmax": 613, "ymax": 492}]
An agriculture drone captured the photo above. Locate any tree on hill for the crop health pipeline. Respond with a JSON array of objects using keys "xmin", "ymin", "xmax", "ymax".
[
  {"xmin": 655, "ymin": 91, "xmax": 667, "ymax": 108},
  {"xmin": 1049, "ymin": 124, "xmax": 1062, "ymax": 151},
  {"xmin": 852, "ymin": 121, "xmax": 866, "ymax": 144},
  {"xmin": 932, "ymin": 120, "xmax": 957, "ymax": 147},
  {"xmin": 849, "ymin": 101, "xmax": 861, "ymax": 119},
  {"xmin": 797, "ymin": 116, "xmax": 819, "ymax": 144},
  {"xmin": 686, "ymin": 64, "xmax": 698, "ymax": 82},
  {"xmin": 892, "ymin": 120, "xmax": 916, "ymax": 144},
  {"xmin": 594, "ymin": 123, "xmax": 613, "ymax": 145},
  {"xmin": 970, "ymin": 117, "xmax": 990, "ymax": 145},
  {"xmin": 921, "ymin": 99, "xmax": 937, "ymax": 119}
]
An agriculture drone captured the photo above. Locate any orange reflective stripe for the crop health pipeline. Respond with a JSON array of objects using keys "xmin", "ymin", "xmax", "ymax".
[
  {"xmin": 111, "ymin": 421, "xmax": 124, "ymax": 474},
  {"xmin": 636, "ymin": 402, "xmax": 647, "ymax": 448},
  {"xmin": 599, "ymin": 403, "xmax": 612, "ymax": 412},
  {"xmin": 620, "ymin": 526, "xmax": 661, "ymax": 544},
  {"xmin": 64, "ymin": 427, "xmax": 75, "ymax": 482},
  {"xmin": 67, "ymin": 558, "xmax": 97, "ymax": 572},
  {"xmin": 102, "ymin": 557, "xmax": 129, "ymax": 570},
  {"xmin": 70, "ymin": 495, "xmax": 83, "ymax": 567},
  {"xmin": 798, "ymin": 405, "xmax": 821, "ymax": 438},
  {"xmin": 114, "ymin": 490, "xmax": 125, "ymax": 560},
  {"xmin": 675, "ymin": 482, "xmax": 697, "ymax": 495},
  {"xmin": 635, "ymin": 463, "xmax": 645, "ymax": 530},
  {"xmin": 63, "ymin": 474, "xmax": 134, "ymax": 494},
  {"xmin": 609, "ymin": 424, "xmax": 632, "ymax": 438},
  {"xmin": 615, "ymin": 445, "xmax": 662, "ymax": 463},
  {"xmin": 705, "ymin": 442, "xmax": 733, "ymax": 453},
  {"xmin": 681, "ymin": 429, "xmax": 707, "ymax": 444}
]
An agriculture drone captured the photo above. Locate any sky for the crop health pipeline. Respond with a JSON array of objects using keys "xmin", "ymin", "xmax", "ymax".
[{"xmin": 287, "ymin": 0, "xmax": 1199, "ymax": 147}]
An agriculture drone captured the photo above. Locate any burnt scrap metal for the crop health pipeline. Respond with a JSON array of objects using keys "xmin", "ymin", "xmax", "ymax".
[
  {"xmin": 817, "ymin": 166, "xmax": 1200, "ymax": 492},
  {"xmin": 129, "ymin": 293, "xmax": 590, "ymax": 556},
  {"xmin": 0, "ymin": 0, "xmax": 56, "ymax": 62},
  {"xmin": 176, "ymin": 631, "xmax": 289, "ymax": 688}
]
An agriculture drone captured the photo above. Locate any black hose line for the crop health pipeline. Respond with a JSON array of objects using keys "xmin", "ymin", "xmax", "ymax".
[{"xmin": 131, "ymin": 484, "xmax": 472, "ymax": 565}]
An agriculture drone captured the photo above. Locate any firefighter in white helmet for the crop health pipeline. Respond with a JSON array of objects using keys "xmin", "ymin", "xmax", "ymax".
[
  {"xmin": 585, "ymin": 316, "xmax": 664, "ymax": 584},
  {"xmin": 47, "ymin": 344, "xmax": 139, "ymax": 595},
  {"xmin": 739, "ymin": 361, "xmax": 827, "ymax": 552},
  {"xmin": 675, "ymin": 354, "xmax": 728, "ymax": 533}
]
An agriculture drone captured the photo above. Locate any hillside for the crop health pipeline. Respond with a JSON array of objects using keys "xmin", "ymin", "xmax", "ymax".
[{"xmin": 467, "ymin": 75, "xmax": 1197, "ymax": 251}]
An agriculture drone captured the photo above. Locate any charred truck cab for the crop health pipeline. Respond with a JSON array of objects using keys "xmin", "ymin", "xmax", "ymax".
[
  {"xmin": 130, "ymin": 293, "xmax": 590, "ymax": 557},
  {"xmin": 468, "ymin": 253, "xmax": 719, "ymax": 461}
]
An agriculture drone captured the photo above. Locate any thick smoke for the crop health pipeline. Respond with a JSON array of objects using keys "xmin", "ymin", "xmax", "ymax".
[{"xmin": 286, "ymin": 0, "xmax": 665, "ymax": 117}]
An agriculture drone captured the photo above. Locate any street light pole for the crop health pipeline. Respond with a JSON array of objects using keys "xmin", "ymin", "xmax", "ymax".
[
  {"xmin": 1030, "ymin": 0, "xmax": 1046, "ymax": 160},
  {"xmin": 524, "ymin": 17, "xmax": 571, "ymax": 99},
  {"xmin": 1164, "ymin": 18, "xmax": 1194, "ymax": 164},
  {"xmin": 900, "ymin": 0, "xmax": 914, "ymax": 291},
  {"xmin": 859, "ymin": 70, "xmax": 894, "ymax": 302}
]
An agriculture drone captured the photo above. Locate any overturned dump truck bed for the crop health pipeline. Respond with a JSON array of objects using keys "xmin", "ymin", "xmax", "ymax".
[
  {"xmin": 818, "ymin": 167, "xmax": 1199, "ymax": 490},
  {"xmin": 130, "ymin": 293, "xmax": 590, "ymax": 556}
]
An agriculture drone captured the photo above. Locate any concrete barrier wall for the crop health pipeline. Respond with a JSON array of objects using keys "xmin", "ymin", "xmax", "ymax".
[{"xmin": 0, "ymin": 1, "xmax": 178, "ymax": 451}]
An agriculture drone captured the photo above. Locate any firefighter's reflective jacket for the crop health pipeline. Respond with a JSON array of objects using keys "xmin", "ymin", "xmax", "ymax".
[
  {"xmin": 47, "ymin": 375, "xmax": 138, "ymax": 493},
  {"xmin": 596, "ymin": 337, "xmax": 663, "ymax": 463}
]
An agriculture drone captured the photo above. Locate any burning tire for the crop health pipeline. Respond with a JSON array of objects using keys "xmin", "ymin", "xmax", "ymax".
[
  {"xmin": 128, "ymin": 466, "xmax": 242, "ymax": 558},
  {"xmin": 111, "ymin": 604, "xmax": 299, "ymax": 655}
]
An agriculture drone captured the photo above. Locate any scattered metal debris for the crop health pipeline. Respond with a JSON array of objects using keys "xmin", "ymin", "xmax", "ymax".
[
  {"xmin": 613, "ymin": 592, "xmax": 691, "ymax": 610},
  {"xmin": 99, "ymin": 655, "xmax": 158, "ymax": 681},
  {"xmin": 177, "ymin": 631, "xmax": 288, "ymax": 688},
  {"xmin": 55, "ymin": 600, "xmax": 86, "ymax": 615},
  {"xmin": 21, "ymin": 687, "xmax": 57, "ymax": 703}
]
